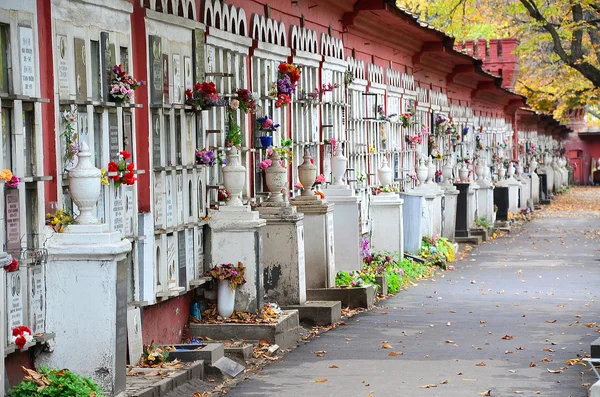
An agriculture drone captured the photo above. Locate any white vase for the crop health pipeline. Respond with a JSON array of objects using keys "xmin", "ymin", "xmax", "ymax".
[
  {"xmin": 442, "ymin": 161, "xmax": 453, "ymax": 184},
  {"xmin": 517, "ymin": 165, "xmax": 524, "ymax": 176},
  {"xmin": 530, "ymin": 159, "xmax": 538, "ymax": 173},
  {"xmin": 298, "ymin": 147, "xmax": 317, "ymax": 196},
  {"xmin": 331, "ymin": 146, "xmax": 347, "ymax": 186},
  {"xmin": 377, "ymin": 156, "xmax": 392, "ymax": 187},
  {"xmin": 483, "ymin": 164, "xmax": 491, "ymax": 182},
  {"xmin": 475, "ymin": 162, "xmax": 484, "ymax": 180},
  {"xmin": 458, "ymin": 163, "xmax": 469, "ymax": 182},
  {"xmin": 217, "ymin": 279, "xmax": 236, "ymax": 318},
  {"xmin": 508, "ymin": 163, "xmax": 515, "ymax": 178},
  {"xmin": 222, "ymin": 147, "xmax": 246, "ymax": 206},
  {"xmin": 264, "ymin": 150, "xmax": 287, "ymax": 202},
  {"xmin": 426, "ymin": 157, "xmax": 436, "ymax": 184},
  {"xmin": 498, "ymin": 166, "xmax": 506, "ymax": 180},
  {"xmin": 416, "ymin": 157, "xmax": 428, "ymax": 186},
  {"xmin": 68, "ymin": 142, "xmax": 101, "ymax": 224}
]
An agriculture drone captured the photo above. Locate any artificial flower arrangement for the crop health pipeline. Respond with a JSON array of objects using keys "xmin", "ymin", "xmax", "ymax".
[
  {"xmin": 501, "ymin": 136, "xmax": 510, "ymax": 149},
  {"xmin": 315, "ymin": 174, "xmax": 326, "ymax": 184},
  {"xmin": 300, "ymin": 83, "xmax": 339, "ymax": 105},
  {"xmin": 12, "ymin": 326, "xmax": 33, "ymax": 350},
  {"xmin": 476, "ymin": 135, "xmax": 485, "ymax": 151},
  {"xmin": 405, "ymin": 134, "xmax": 422, "ymax": 148},
  {"xmin": 293, "ymin": 181, "xmax": 303, "ymax": 191},
  {"xmin": 233, "ymin": 89, "xmax": 258, "ymax": 114},
  {"xmin": 100, "ymin": 168, "xmax": 109, "ymax": 186},
  {"xmin": 375, "ymin": 185, "xmax": 398, "ymax": 195},
  {"xmin": 407, "ymin": 171, "xmax": 418, "ymax": 182},
  {"xmin": 256, "ymin": 115, "xmax": 280, "ymax": 132},
  {"xmin": 61, "ymin": 105, "xmax": 79, "ymax": 167},
  {"xmin": 356, "ymin": 170, "xmax": 367, "ymax": 183},
  {"xmin": 527, "ymin": 142, "xmax": 537, "ymax": 156},
  {"xmin": 186, "ymin": 81, "xmax": 223, "ymax": 111},
  {"xmin": 207, "ymin": 262, "xmax": 247, "ymax": 290},
  {"xmin": 458, "ymin": 155, "xmax": 472, "ymax": 165},
  {"xmin": 344, "ymin": 70, "xmax": 354, "ymax": 87},
  {"xmin": 435, "ymin": 115, "xmax": 459, "ymax": 140},
  {"xmin": 0, "ymin": 169, "xmax": 19, "ymax": 188},
  {"xmin": 109, "ymin": 64, "xmax": 144, "ymax": 102},
  {"xmin": 376, "ymin": 105, "xmax": 397, "ymax": 122},
  {"xmin": 140, "ymin": 343, "xmax": 170, "ymax": 366},
  {"xmin": 398, "ymin": 107, "xmax": 416, "ymax": 128},
  {"xmin": 4, "ymin": 258, "xmax": 18, "ymax": 272},
  {"xmin": 369, "ymin": 144, "xmax": 376, "ymax": 153},
  {"xmin": 46, "ymin": 209, "xmax": 74, "ymax": 233},
  {"xmin": 107, "ymin": 150, "xmax": 137, "ymax": 189},
  {"xmin": 324, "ymin": 137, "xmax": 338, "ymax": 155},
  {"xmin": 491, "ymin": 153, "xmax": 504, "ymax": 164},
  {"xmin": 431, "ymin": 149, "xmax": 443, "ymax": 161},
  {"xmin": 195, "ymin": 148, "xmax": 217, "ymax": 166},
  {"xmin": 226, "ymin": 122, "xmax": 242, "ymax": 148},
  {"xmin": 218, "ymin": 187, "xmax": 230, "ymax": 202},
  {"xmin": 435, "ymin": 169, "xmax": 443, "ymax": 182},
  {"xmin": 271, "ymin": 63, "xmax": 301, "ymax": 108}
]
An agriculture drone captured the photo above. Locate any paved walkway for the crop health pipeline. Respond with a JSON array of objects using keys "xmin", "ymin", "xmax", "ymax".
[{"xmin": 224, "ymin": 187, "xmax": 600, "ymax": 397}]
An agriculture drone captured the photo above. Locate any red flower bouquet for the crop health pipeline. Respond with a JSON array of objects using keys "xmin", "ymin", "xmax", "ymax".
[
  {"xmin": 107, "ymin": 150, "xmax": 137, "ymax": 189},
  {"xmin": 3, "ymin": 258, "xmax": 18, "ymax": 272},
  {"xmin": 186, "ymin": 81, "xmax": 223, "ymax": 111},
  {"xmin": 12, "ymin": 326, "xmax": 33, "ymax": 349}
]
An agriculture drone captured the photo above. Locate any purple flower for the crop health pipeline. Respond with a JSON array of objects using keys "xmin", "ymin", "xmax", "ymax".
[{"xmin": 277, "ymin": 75, "xmax": 295, "ymax": 94}]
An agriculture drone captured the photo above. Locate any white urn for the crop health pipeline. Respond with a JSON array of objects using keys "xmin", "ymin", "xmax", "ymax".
[
  {"xmin": 507, "ymin": 162, "xmax": 515, "ymax": 178},
  {"xmin": 68, "ymin": 142, "xmax": 101, "ymax": 224},
  {"xmin": 377, "ymin": 156, "xmax": 392, "ymax": 188},
  {"xmin": 442, "ymin": 160, "xmax": 454, "ymax": 184},
  {"xmin": 458, "ymin": 163, "xmax": 469, "ymax": 182},
  {"xmin": 498, "ymin": 165, "xmax": 506, "ymax": 180},
  {"xmin": 517, "ymin": 164, "xmax": 524, "ymax": 176},
  {"xmin": 331, "ymin": 145, "xmax": 347, "ymax": 186},
  {"xmin": 426, "ymin": 157, "xmax": 436, "ymax": 184},
  {"xmin": 530, "ymin": 159, "xmax": 538, "ymax": 173},
  {"xmin": 475, "ymin": 162, "xmax": 484, "ymax": 180},
  {"xmin": 222, "ymin": 147, "xmax": 246, "ymax": 207},
  {"xmin": 298, "ymin": 147, "xmax": 317, "ymax": 196},
  {"xmin": 416, "ymin": 157, "xmax": 429, "ymax": 186},
  {"xmin": 264, "ymin": 150, "xmax": 288, "ymax": 202},
  {"xmin": 483, "ymin": 164, "xmax": 491, "ymax": 181}
]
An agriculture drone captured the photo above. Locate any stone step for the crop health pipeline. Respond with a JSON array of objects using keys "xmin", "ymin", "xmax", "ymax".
[
  {"xmin": 306, "ymin": 285, "xmax": 376, "ymax": 309},
  {"xmin": 282, "ymin": 301, "xmax": 342, "ymax": 326},
  {"xmin": 161, "ymin": 343, "xmax": 224, "ymax": 365},
  {"xmin": 126, "ymin": 360, "xmax": 204, "ymax": 397},
  {"xmin": 470, "ymin": 228, "xmax": 490, "ymax": 242},
  {"xmin": 188, "ymin": 310, "xmax": 301, "ymax": 350},
  {"xmin": 454, "ymin": 235, "xmax": 483, "ymax": 245},
  {"xmin": 224, "ymin": 343, "xmax": 254, "ymax": 361}
]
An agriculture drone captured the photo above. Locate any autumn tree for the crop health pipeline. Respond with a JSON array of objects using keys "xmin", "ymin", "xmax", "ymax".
[{"xmin": 398, "ymin": 0, "xmax": 600, "ymax": 122}]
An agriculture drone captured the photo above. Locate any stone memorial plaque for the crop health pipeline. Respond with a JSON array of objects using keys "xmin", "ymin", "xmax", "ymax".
[
  {"xmin": 187, "ymin": 173, "xmax": 195, "ymax": 221},
  {"xmin": 154, "ymin": 172, "xmax": 164, "ymax": 228},
  {"xmin": 192, "ymin": 29, "xmax": 205, "ymax": 82},
  {"xmin": 127, "ymin": 307, "xmax": 143, "ymax": 366},
  {"xmin": 124, "ymin": 186, "xmax": 134, "ymax": 236},
  {"xmin": 311, "ymin": 107, "xmax": 319, "ymax": 141},
  {"xmin": 56, "ymin": 35, "xmax": 69, "ymax": 98},
  {"xmin": 177, "ymin": 230, "xmax": 186, "ymax": 288},
  {"xmin": 186, "ymin": 228, "xmax": 195, "ymax": 285},
  {"xmin": 167, "ymin": 234, "xmax": 176, "ymax": 286},
  {"xmin": 90, "ymin": 40, "xmax": 101, "ymax": 100},
  {"xmin": 120, "ymin": 46, "xmax": 129, "ymax": 72},
  {"xmin": 176, "ymin": 172, "xmax": 184, "ymax": 224},
  {"xmin": 205, "ymin": 46, "xmax": 215, "ymax": 76},
  {"xmin": 197, "ymin": 171, "xmax": 206, "ymax": 218},
  {"xmin": 28, "ymin": 265, "xmax": 45, "ymax": 334},
  {"xmin": 111, "ymin": 186, "xmax": 124, "ymax": 234},
  {"xmin": 74, "ymin": 38, "xmax": 87, "ymax": 101},
  {"xmin": 152, "ymin": 113, "xmax": 161, "ymax": 167},
  {"xmin": 6, "ymin": 271, "xmax": 23, "ymax": 345},
  {"xmin": 162, "ymin": 54, "xmax": 169, "ymax": 104},
  {"xmin": 297, "ymin": 224, "xmax": 305, "ymax": 269},
  {"xmin": 108, "ymin": 112, "xmax": 119, "ymax": 161},
  {"xmin": 100, "ymin": 32, "xmax": 111, "ymax": 101},
  {"xmin": 173, "ymin": 54, "xmax": 181, "ymax": 103},
  {"xmin": 149, "ymin": 36, "xmax": 163, "ymax": 104},
  {"xmin": 184, "ymin": 56, "xmax": 192, "ymax": 91},
  {"xmin": 164, "ymin": 115, "xmax": 171, "ymax": 165},
  {"xmin": 114, "ymin": 259, "xmax": 128, "ymax": 393},
  {"xmin": 96, "ymin": 184, "xmax": 105, "ymax": 223},
  {"xmin": 19, "ymin": 26, "xmax": 35, "ymax": 97},
  {"xmin": 327, "ymin": 212, "xmax": 336, "ymax": 270},
  {"xmin": 123, "ymin": 112, "xmax": 133, "ymax": 160},
  {"xmin": 196, "ymin": 227, "xmax": 204, "ymax": 277},
  {"xmin": 5, "ymin": 189, "xmax": 21, "ymax": 255},
  {"xmin": 165, "ymin": 173, "xmax": 174, "ymax": 227}
]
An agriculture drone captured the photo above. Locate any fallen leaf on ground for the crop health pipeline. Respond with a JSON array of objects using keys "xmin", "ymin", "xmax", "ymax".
[
  {"xmin": 328, "ymin": 365, "xmax": 339, "ymax": 369},
  {"xmin": 388, "ymin": 351, "xmax": 403, "ymax": 356},
  {"xmin": 417, "ymin": 384, "xmax": 437, "ymax": 388},
  {"xmin": 445, "ymin": 340, "xmax": 454, "ymax": 343},
  {"xmin": 382, "ymin": 343, "xmax": 392, "ymax": 349},
  {"xmin": 440, "ymin": 379, "xmax": 449, "ymax": 384},
  {"xmin": 547, "ymin": 368, "xmax": 563, "ymax": 373},
  {"xmin": 478, "ymin": 390, "xmax": 491, "ymax": 396},
  {"xmin": 476, "ymin": 362, "xmax": 487, "ymax": 366},
  {"xmin": 501, "ymin": 335, "xmax": 514, "ymax": 340},
  {"xmin": 315, "ymin": 378, "xmax": 328, "ymax": 382},
  {"xmin": 530, "ymin": 362, "xmax": 537, "ymax": 367}
]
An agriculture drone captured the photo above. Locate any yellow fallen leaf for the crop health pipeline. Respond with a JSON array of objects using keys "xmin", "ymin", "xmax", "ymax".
[
  {"xmin": 315, "ymin": 378, "xmax": 328, "ymax": 382},
  {"xmin": 382, "ymin": 343, "xmax": 392, "ymax": 349},
  {"xmin": 440, "ymin": 379, "xmax": 449, "ymax": 384},
  {"xmin": 530, "ymin": 362, "xmax": 537, "ymax": 367},
  {"xmin": 388, "ymin": 351, "xmax": 403, "ymax": 356},
  {"xmin": 328, "ymin": 365, "xmax": 339, "ymax": 369},
  {"xmin": 475, "ymin": 361, "xmax": 487, "ymax": 366},
  {"xmin": 501, "ymin": 335, "xmax": 514, "ymax": 340}
]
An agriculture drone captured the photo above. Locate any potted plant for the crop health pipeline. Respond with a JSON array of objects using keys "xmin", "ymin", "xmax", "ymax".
[
  {"xmin": 256, "ymin": 115, "xmax": 280, "ymax": 148},
  {"xmin": 207, "ymin": 262, "xmax": 246, "ymax": 317}
]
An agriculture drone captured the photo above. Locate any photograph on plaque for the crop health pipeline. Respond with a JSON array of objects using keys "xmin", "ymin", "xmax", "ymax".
[
  {"xmin": 19, "ymin": 26, "xmax": 35, "ymax": 97},
  {"xmin": 152, "ymin": 113, "xmax": 162, "ymax": 167},
  {"xmin": 184, "ymin": 56, "xmax": 192, "ymax": 91},
  {"xmin": 165, "ymin": 173, "xmax": 174, "ymax": 227},
  {"xmin": 57, "ymin": 35, "xmax": 69, "ymax": 98},
  {"xmin": 173, "ymin": 54, "xmax": 181, "ymax": 103},
  {"xmin": 74, "ymin": 38, "xmax": 88, "ymax": 101},
  {"xmin": 148, "ymin": 36, "xmax": 163, "ymax": 104},
  {"xmin": 167, "ymin": 235, "xmax": 177, "ymax": 286},
  {"xmin": 7, "ymin": 271, "xmax": 23, "ymax": 345},
  {"xmin": 5, "ymin": 189, "xmax": 21, "ymax": 255},
  {"xmin": 177, "ymin": 230, "xmax": 186, "ymax": 289},
  {"xmin": 109, "ymin": 112, "xmax": 120, "ymax": 162},
  {"xmin": 162, "ymin": 54, "xmax": 170, "ymax": 104},
  {"xmin": 186, "ymin": 228, "xmax": 195, "ymax": 284},
  {"xmin": 154, "ymin": 173, "xmax": 164, "ymax": 228},
  {"xmin": 29, "ymin": 266, "xmax": 45, "ymax": 334}
]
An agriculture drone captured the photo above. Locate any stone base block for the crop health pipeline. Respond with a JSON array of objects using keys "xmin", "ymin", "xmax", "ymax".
[
  {"xmin": 224, "ymin": 343, "xmax": 254, "ymax": 361},
  {"xmin": 306, "ymin": 285, "xmax": 376, "ymax": 309},
  {"xmin": 591, "ymin": 380, "xmax": 600, "ymax": 397},
  {"xmin": 125, "ymin": 360, "xmax": 204, "ymax": 397},
  {"xmin": 455, "ymin": 236, "xmax": 482, "ymax": 245},
  {"xmin": 282, "ymin": 301, "xmax": 342, "ymax": 326},
  {"xmin": 591, "ymin": 337, "xmax": 600, "ymax": 358},
  {"xmin": 470, "ymin": 228, "xmax": 490, "ymax": 242},
  {"xmin": 188, "ymin": 311, "xmax": 300, "ymax": 350},
  {"xmin": 375, "ymin": 275, "xmax": 388, "ymax": 296},
  {"xmin": 161, "ymin": 343, "xmax": 224, "ymax": 365}
]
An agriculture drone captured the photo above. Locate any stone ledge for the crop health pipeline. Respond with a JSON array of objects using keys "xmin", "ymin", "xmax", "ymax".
[
  {"xmin": 188, "ymin": 310, "xmax": 301, "ymax": 350},
  {"xmin": 161, "ymin": 343, "xmax": 224, "ymax": 365},
  {"xmin": 306, "ymin": 285, "xmax": 376, "ymax": 309},
  {"xmin": 282, "ymin": 301, "xmax": 342, "ymax": 326},
  {"xmin": 455, "ymin": 235, "xmax": 483, "ymax": 245},
  {"xmin": 126, "ymin": 360, "xmax": 203, "ymax": 397}
]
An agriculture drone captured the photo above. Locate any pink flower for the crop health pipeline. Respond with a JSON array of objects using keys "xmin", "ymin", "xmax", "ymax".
[
  {"xmin": 315, "ymin": 174, "xmax": 326, "ymax": 183},
  {"xmin": 259, "ymin": 159, "xmax": 272, "ymax": 170}
]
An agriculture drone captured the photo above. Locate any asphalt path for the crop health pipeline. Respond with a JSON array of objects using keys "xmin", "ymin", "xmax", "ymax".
[{"xmin": 224, "ymin": 197, "xmax": 600, "ymax": 397}]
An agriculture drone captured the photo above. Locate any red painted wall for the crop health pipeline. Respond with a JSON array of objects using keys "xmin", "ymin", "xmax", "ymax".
[
  {"xmin": 563, "ymin": 134, "xmax": 600, "ymax": 184},
  {"xmin": 5, "ymin": 351, "xmax": 34, "ymax": 387},
  {"xmin": 141, "ymin": 292, "xmax": 194, "ymax": 345}
]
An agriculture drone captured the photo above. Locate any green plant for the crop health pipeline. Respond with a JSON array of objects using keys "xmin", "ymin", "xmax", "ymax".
[
  {"xmin": 10, "ymin": 366, "xmax": 105, "ymax": 397},
  {"xmin": 419, "ymin": 235, "xmax": 455, "ymax": 269},
  {"xmin": 225, "ymin": 121, "xmax": 242, "ymax": 148},
  {"xmin": 474, "ymin": 216, "xmax": 493, "ymax": 229}
]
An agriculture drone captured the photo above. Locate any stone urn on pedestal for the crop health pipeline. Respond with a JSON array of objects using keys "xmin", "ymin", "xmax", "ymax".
[
  {"xmin": 442, "ymin": 160, "xmax": 454, "ymax": 185},
  {"xmin": 517, "ymin": 164, "xmax": 524, "ymax": 177},
  {"xmin": 298, "ymin": 147, "xmax": 317, "ymax": 196},
  {"xmin": 507, "ymin": 162, "xmax": 516, "ymax": 179},
  {"xmin": 426, "ymin": 157, "xmax": 436, "ymax": 184},
  {"xmin": 483, "ymin": 164, "xmax": 491, "ymax": 182},
  {"xmin": 498, "ymin": 165, "xmax": 506, "ymax": 180},
  {"xmin": 264, "ymin": 150, "xmax": 288, "ymax": 202},
  {"xmin": 530, "ymin": 158, "xmax": 538, "ymax": 173},
  {"xmin": 458, "ymin": 163, "xmax": 469, "ymax": 182},
  {"xmin": 222, "ymin": 147, "xmax": 246, "ymax": 207},
  {"xmin": 68, "ymin": 142, "xmax": 101, "ymax": 225},
  {"xmin": 331, "ymin": 145, "xmax": 347, "ymax": 186},
  {"xmin": 377, "ymin": 156, "xmax": 392, "ymax": 188},
  {"xmin": 475, "ymin": 161, "xmax": 484, "ymax": 181},
  {"xmin": 416, "ymin": 157, "xmax": 429, "ymax": 186}
]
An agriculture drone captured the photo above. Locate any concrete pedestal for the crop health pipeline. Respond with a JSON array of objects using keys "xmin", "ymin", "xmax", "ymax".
[
  {"xmin": 506, "ymin": 177, "xmax": 522, "ymax": 214},
  {"xmin": 208, "ymin": 206, "xmax": 266, "ymax": 313},
  {"xmin": 409, "ymin": 184, "xmax": 442, "ymax": 238},
  {"xmin": 323, "ymin": 185, "xmax": 361, "ymax": 271},
  {"xmin": 545, "ymin": 166, "xmax": 555, "ymax": 194},
  {"xmin": 440, "ymin": 185, "xmax": 458, "ymax": 241},
  {"xmin": 370, "ymin": 192, "xmax": 404, "ymax": 255},
  {"xmin": 454, "ymin": 183, "xmax": 472, "ymax": 238},
  {"xmin": 519, "ymin": 175, "xmax": 532, "ymax": 210},
  {"xmin": 476, "ymin": 186, "xmax": 494, "ymax": 223},
  {"xmin": 468, "ymin": 184, "xmax": 478, "ymax": 229},
  {"xmin": 257, "ymin": 202, "xmax": 305, "ymax": 306},
  {"xmin": 40, "ymin": 224, "xmax": 132, "ymax": 396},
  {"xmin": 292, "ymin": 195, "xmax": 335, "ymax": 288},
  {"xmin": 400, "ymin": 193, "xmax": 424, "ymax": 254}
]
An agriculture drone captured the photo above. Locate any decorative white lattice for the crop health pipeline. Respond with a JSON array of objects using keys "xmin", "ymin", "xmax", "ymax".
[
  {"xmin": 320, "ymin": 33, "xmax": 344, "ymax": 59},
  {"xmin": 251, "ymin": 13, "xmax": 287, "ymax": 46},
  {"xmin": 142, "ymin": 0, "xmax": 196, "ymax": 20},
  {"xmin": 204, "ymin": 0, "xmax": 248, "ymax": 35}
]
